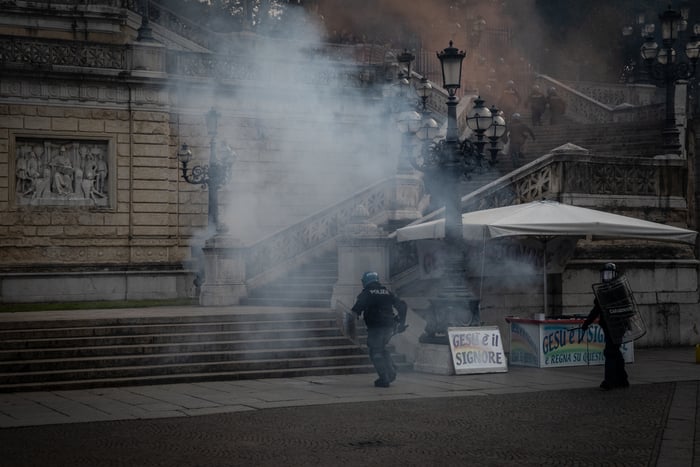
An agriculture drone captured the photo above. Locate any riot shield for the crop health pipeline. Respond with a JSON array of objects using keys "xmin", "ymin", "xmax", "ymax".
[{"xmin": 592, "ymin": 276, "xmax": 646, "ymax": 345}]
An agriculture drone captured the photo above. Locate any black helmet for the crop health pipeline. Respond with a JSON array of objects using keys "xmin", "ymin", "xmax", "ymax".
[
  {"xmin": 600, "ymin": 263, "xmax": 618, "ymax": 283},
  {"xmin": 361, "ymin": 271, "xmax": 380, "ymax": 288}
]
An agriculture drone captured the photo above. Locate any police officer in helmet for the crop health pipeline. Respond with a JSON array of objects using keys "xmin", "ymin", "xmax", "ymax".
[
  {"xmin": 582, "ymin": 263, "xmax": 630, "ymax": 391},
  {"xmin": 352, "ymin": 271, "xmax": 408, "ymax": 388}
]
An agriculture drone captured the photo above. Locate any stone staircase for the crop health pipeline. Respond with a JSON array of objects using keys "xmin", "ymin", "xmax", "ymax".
[
  {"xmin": 0, "ymin": 250, "xmax": 411, "ymax": 392},
  {"xmin": 464, "ymin": 118, "xmax": 666, "ymax": 178},
  {"xmin": 241, "ymin": 252, "xmax": 338, "ymax": 308},
  {"xmin": 0, "ymin": 308, "xmax": 377, "ymax": 393}
]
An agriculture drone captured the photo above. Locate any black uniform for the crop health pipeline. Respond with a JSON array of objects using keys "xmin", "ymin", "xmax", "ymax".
[
  {"xmin": 525, "ymin": 89, "xmax": 546, "ymax": 126},
  {"xmin": 547, "ymin": 92, "xmax": 567, "ymax": 125},
  {"xmin": 352, "ymin": 282, "xmax": 407, "ymax": 387},
  {"xmin": 583, "ymin": 298, "xmax": 629, "ymax": 390},
  {"xmin": 507, "ymin": 120, "xmax": 536, "ymax": 167}
]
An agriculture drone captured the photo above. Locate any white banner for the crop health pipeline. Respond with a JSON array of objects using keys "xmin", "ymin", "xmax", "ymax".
[{"xmin": 448, "ymin": 326, "xmax": 508, "ymax": 374}]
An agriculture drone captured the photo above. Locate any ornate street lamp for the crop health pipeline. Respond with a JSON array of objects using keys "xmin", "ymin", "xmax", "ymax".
[
  {"xmin": 136, "ymin": 0, "xmax": 155, "ymax": 42},
  {"xmin": 486, "ymin": 105, "xmax": 506, "ymax": 165},
  {"xmin": 619, "ymin": 9, "xmax": 649, "ymax": 83},
  {"xmin": 397, "ymin": 48, "xmax": 415, "ymax": 80},
  {"xmin": 437, "ymin": 41, "xmax": 465, "ymax": 143},
  {"xmin": 640, "ymin": 4, "xmax": 699, "ymax": 154},
  {"xmin": 466, "ymin": 96, "xmax": 492, "ymax": 164},
  {"xmin": 404, "ymin": 42, "xmax": 506, "ymax": 342},
  {"xmin": 409, "ymin": 42, "xmax": 504, "ymax": 241},
  {"xmin": 176, "ymin": 108, "xmax": 236, "ymax": 233},
  {"xmin": 416, "ymin": 83, "xmax": 439, "ymax": 146},
  {"xmin": 417, "ymin": 77, "xmax": 432, "ymax": 113}
]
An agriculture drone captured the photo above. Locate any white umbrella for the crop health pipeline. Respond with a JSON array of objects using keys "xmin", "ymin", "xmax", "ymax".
[
  {"xmin": 396, "ymin": 200, "xmax": 697, "ymax": 313},
  {"xmin": 397, "ymin": 200, "xmax": 697, "ymax": 244}
]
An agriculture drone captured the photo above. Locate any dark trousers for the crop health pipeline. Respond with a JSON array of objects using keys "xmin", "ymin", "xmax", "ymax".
[
  {"xmin": 603, "ymin": 333, "xmax": 628, "ymax": 386},
  {"xmin": 366, "ymin": 326, "xmax": 395, "ymax": 382}
]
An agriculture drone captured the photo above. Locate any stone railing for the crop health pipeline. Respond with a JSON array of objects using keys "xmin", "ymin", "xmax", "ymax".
[
  {"xmin": 398, "ymin": 145, "xmax": 689, "ymax": 235},
  {"xmin": 558, "ymin": 79, "xmax": 659, "ymax": 107},
  {"xmin": 0, "ymin": 35, "xmax": 385, "ymax": 88},
  {"xmin": 535, "ymin": 75, "xmax": 665, "ymax": 124},
  {"xmin": 462, "ymin": 151, "xmax": 687, "ymax": 217},
  {"xmin": 388, "ymin": 145, "xmax": 689, "ymax": 293},
  {"xmin": 11, "ymin": 0, "xmax": 125, "ymax": 6},
  {"xmin": 145, "ymin": 1, "xmax": 217, "ymax": 51},
  {"xmin": 245, "ymin": 177, "xmax": 398, "ymax": 286},
  {"xmin": 0, "ymin": 35, "xmax": 127, "ymax": 70},
  {"xmin": 165, "ymin": 48, "xmax": 384, "ymax": 88}
]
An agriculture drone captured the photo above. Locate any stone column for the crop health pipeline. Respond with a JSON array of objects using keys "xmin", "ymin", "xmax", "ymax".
[
  {"xmin": 199, "ymin": 234, "xmax": 248, "ymax": 306},
  {"xmin": 331, "ymin": 205, "xmax": 391, "ymax": 311}
]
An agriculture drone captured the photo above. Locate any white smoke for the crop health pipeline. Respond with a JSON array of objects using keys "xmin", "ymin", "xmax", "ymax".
[{"xmin": 176, "ymin": 7, "xmax": 399, "ymax": 244}]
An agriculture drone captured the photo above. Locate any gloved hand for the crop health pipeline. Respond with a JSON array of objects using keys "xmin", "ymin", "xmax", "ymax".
[{"xmin": 581, "ymin": 323, "xmax": 589, "ymax": 332}]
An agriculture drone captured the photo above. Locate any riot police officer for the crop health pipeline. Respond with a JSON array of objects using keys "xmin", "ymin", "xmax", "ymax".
[
  {"xmin": 525, "ymin": 84, "xmax": 546, "ymax": 126},
  {"xmin": 352, "ymin": 271, "xmax": 408, "ymax": 388},
  {"xmin": 582, "ymin": 263, "xmax": 630, "ymax": 391},
  {"xmin": 546, "ymin": 87, "xmax": 567, "ymax": 125},
  {"xmin": 506, "ymin": 113, "xmax": 536, "ymax": 167}
]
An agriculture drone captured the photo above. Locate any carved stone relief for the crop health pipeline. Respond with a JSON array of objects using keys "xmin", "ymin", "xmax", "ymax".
[{"xmin": 14, "ymin": 138, "xmax": 111, "ymax": 207}]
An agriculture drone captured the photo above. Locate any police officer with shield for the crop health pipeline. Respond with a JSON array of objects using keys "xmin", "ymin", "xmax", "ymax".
[
  {"xmin": 352, "ymin": 272, "xmax": 408, "ymax": 388},
  {"xmin": 582, "ymin": 263, "xmax": 630, "ymax": 391}
]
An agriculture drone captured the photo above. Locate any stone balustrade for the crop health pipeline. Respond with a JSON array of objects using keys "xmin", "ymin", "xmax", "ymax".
[
  {"xmin": 535, "ymin": 75, "xmax": 668, "ymax": 124},
  {"xmin": 389, "ymin": 146, "xmax": 690, "ymax": 280},
  {"xmin": 245, "ymin": 177, "xmax": 396, "ymax": 287}
]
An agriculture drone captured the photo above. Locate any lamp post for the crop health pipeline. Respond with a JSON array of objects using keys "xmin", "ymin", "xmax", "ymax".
[
  {"xmin": 640, "ymin": 4, "xmax": 699, "ymax": 154},
  {"xmin": 397, "ymin": 48, "xmax": 415, "ymax": 81},
  {"xmin": 176, "ymin": 108, "xmax": 236, "ymax": 233},
  {"xmin": 136, "ymin": 0, "xmax": 155, "ymax": 42},
  {"xmin": 415, "ymin": 77, "xmax": 439, "ymax": 143},
  {"xmin": 466, "ymin": 96, "xmax": 492, "ymax": 166},
  {"xmin": 406, "ymin": 42, "xmax": 505, "ymax": 342},
  {"xmin": 486, "ymin": 105, "xmax": 507, "ymax": 165},
  {"xmin": 619, "ymin": 9, "xmax": 649, "ymax": 83}
]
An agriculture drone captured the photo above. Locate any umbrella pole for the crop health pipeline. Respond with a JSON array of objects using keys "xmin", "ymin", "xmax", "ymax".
[
  {"xmin": 543, "ymin": 246, "xmax": 548, "ymax": 317},
  {"xmin": 479, "ymin": 236, "xmax": 486, "ymax": 300}
]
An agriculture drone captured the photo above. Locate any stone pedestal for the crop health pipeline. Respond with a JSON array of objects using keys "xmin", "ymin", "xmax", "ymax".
[
  {"xmin": 129, "ymin": 41, "xmax": 166, "ymax": 73},
  {"xmin": 199, "ymin": 234, "xmax": 247, "ymax": 306},
  {"xmin": 331, "ymin": 205, "xmax": 392, "ymax": 310},
  {"xmin": 413, "ymin": 343, "xmax": 455, "ymax": 375},
  {"xmin": 389, "ymin": 172, "xmax": 429, "ymax": 224}
]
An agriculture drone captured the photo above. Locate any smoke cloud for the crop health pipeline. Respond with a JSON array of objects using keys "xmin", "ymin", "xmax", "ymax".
[{"xmin": 176, "ymin": 1, "xmax": 674, "ymax": 244}]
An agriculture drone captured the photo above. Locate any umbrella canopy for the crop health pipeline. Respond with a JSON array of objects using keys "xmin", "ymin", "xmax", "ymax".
[{"xmin": 396, "ymin": 200, "xmax": 697, "ymax": 245}]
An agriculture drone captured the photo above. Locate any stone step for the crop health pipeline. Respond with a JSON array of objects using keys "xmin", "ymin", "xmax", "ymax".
[
  {"xmin": 0, "ymin": 336, "xmax": 355, "ymax": 360},
  {"xmin": 246, "ymin": 288, "xmax": 334, "ymax": 300},
  {"xmin": 0, "ymin": 309, "xmax": 338, "ymax": 330},
  {"xmin": 0, "ymin": 328, "xmax": 344, "ymax": 351},
  {"xmin": 241, "ymin": 251, "xmax": 338, "ymax": 308},
  {"xmin": 0, "ymin": 345, "xmax": 369, "ymax": 373},
  {"xmin": 0, "ymin": 364, "xmax": 380, "ymax": 393},
  {"xmin": 0, "ymin": 318, "xmax": 338, "ymax": 340},
  {"xmin": 0, "ymin": 355, "xmax": 378, "ymax": 386},
  {"xmin": 240, "ymin": 297, "xmax": 332, "ymax": 308},
  {"xmin": 0, "ymin": 307, "xmax": 411, "ymax": 392}
]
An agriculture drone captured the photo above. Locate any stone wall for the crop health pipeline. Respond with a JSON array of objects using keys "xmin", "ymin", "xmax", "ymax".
[
  {"xmin": 0, "ymin": 87, "xmax": 184, "ymax": 269},
  {"xmin": 0, "ymin": 8, "xmax": 399, "ymax": 303},
  {"xmin": 562, "ymin": 260, "xmax": 699, "ymax": 347}
]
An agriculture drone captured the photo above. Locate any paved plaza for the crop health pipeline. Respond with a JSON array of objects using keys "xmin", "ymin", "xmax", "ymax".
[{"xmin": 0, "ymin": 343, "xmax": 698, "ymax": 466}]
